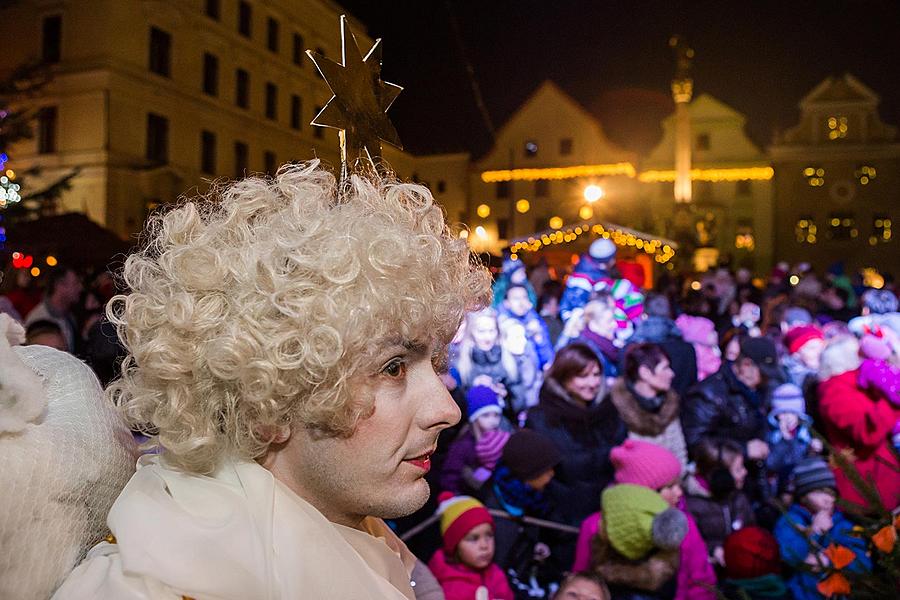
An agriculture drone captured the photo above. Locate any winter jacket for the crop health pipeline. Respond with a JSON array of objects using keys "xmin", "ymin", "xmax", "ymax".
[
  {"xmin": 499, "ymin": 307, "xmax": 555, "ymax": 371},
  {"xmin": 684, "ymin": 476, "xmax": 756, "ymax": 558},
  {"xmin": 858, "ymin": 357, "xmax": 900, "ymax": 406},
  {"xmin": 774, "ymin": 504, "xmax": 871, "ymax": 600},
  {"xmin": 589, "ymin": 524, "xmax": 680, "ymax": 600},
  {"xmin": 526, "ymin": 377, "xmax": 628, "ymax": 526},
  {"xmin": 573, "ymin": 510, "xmax": 715, "ymax": 600},
  {"xmin": 720, "ymin": 575, "xmax": 789, "ymax": 600},
  {"xmin": 627, "ymin": 317, "xmax": 698, "ymax": 398},
  {"xmin": 427, "ymin": 550, "xmax": 513, "ymax": 600},
  {"xmin": 817, "ymin": 369, "xmax": 900, "ymax": 512},
  {"xmin": 506, "ymin": 343, "xmax": 542, "ymax": 414},
  {"xmin": 458, "ymin": 345, "xmax": 519, "ymax": 399},
  {"xmin": 441, "ymin": 429, "xmax": 481, "ymax": 496},
  {"xmin": 610, "ymin": 379, "xmax": 689, "ymax": 472},
  {"xmin": 681, "ymin": 363, "xmax": 767, "ymax": 452},
  {"xmin": 766, "ymin": 415, "xmax": 814, "ymax": 494}
]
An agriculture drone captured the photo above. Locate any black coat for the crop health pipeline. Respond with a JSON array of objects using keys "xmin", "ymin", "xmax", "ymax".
[
  {"xmin": 526, "ymin": 378, "xmax": 628, "ymax": 527},
  {"xmin": 681, "ymin": 364, "xmax": 767, "ymax": 452},
  {"xmin": 626, "ymin": 316, "xmax": 698, "ymax": 398}
]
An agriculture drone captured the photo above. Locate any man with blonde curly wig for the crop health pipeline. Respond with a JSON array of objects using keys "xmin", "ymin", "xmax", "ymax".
[{"xmin": 54, "ymin": 161, "xmax": 490, "ymax": 600}]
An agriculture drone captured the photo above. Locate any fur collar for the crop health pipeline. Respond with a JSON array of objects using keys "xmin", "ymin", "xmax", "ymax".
[{"xmin": 610, "ymin": 379, "xmax": 680, "ymax": 436}]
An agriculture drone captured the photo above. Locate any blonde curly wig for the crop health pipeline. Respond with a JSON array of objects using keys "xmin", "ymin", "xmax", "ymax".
[{"xmin": 108, "ymin": 161, "xmax": 491, "ymax": 474}]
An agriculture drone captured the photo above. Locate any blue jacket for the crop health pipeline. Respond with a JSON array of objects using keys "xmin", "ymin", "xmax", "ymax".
[{"xmin": 774, "ymin": 504, "xmax": 870, "ymax": 600}]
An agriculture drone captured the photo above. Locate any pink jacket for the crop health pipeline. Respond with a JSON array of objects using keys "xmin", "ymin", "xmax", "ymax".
[
  {"xmin": 428, "ymin": 549, "xmax": 514, "ymax": 600},
  {"xmin": 573, "ymin": 507, "xmax": 716, "ymax": 600}
]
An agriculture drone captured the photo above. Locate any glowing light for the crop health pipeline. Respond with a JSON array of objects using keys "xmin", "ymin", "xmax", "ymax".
[
  {"xmin": 46, "ymin": 255, "xmax": 58, "ymax": 266},
  {"xmin": 637, "ymin": 166, "xmax": 774, "ymax": 183},
  {"xmin": 476, "ymin": 204, "xmax": 491, "ymax": 218},
  {"xmin": 12, "ymin": 251, "xmax": 21, "ymax": 259},
  {"xmin": 578, "ymin": 205, "xmax": 593, "ymax": 220},
  {"xmin": 516, "ymin": 198, "xmax": 530, "ymax": 213},
  {"xmin": 474, "ymin": 226, "xmax": 487, "ymax": 238},
  {"xmin": 549, "ymin": 216, "xmax": 563, "ymax": 230},
  {"xmin": 510, "ymin": 253, "xmax": 517, "ymax": 260},
  {"xmin": 789, "ymin": 275, "xmax": 800, "ymax": 285},
  {"xmin": 583, "ymin": 184, "xmax": 604, "ymax": 203},
  {"xmin": 30, "ymin": 267, "xmax": 40, "ymax": 277},
  {"xmin": 690, "ymin": 281, "xmax": 701, "ymax": 291},
  {"xmin": 481, "ymin": 162, "xmax": 636, "ymax": 183},
  {"xmin": 458, "ymin": 230, "xmax": 468, "ymax": 239}
]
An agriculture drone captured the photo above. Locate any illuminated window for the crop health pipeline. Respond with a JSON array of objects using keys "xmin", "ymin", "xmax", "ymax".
[
  {"xmin": 855, "ymin": 165, "xmax": 876, "ymax": 185},
  {"xmin": 796, "ymin": 216, "xmax": 817, "ymax": 244},
  {"xmin": 828, "ymin": 212, "xmax": 856, "ymax": 241},
  {"xmin": 871, "ymin": 214, "xmax": 892, "ymax": 245},
  {"xmin": 827, "ymin": 115, "xmax": 848, "ymax": 140},
  {"xmin": 735, "ymin": 220, "xmax": 754, "ymax": 251},
  {"xmin": 696, "ymin": 133, "xmax": 710, "ymax": 151},
  {"xmin": 803, "ymin": 166, "xmax": 825, "ymax": 187},
  {"xmin": 559, "ymin": 138, "xmax": 573, "ymax": 155},
  {"xmin": 535, "ymin": 179, "xmax": 549, "ymax": 197},
  {"xmin": 524, "ymin": 140, "xmax": 538, "ymax": 158}
]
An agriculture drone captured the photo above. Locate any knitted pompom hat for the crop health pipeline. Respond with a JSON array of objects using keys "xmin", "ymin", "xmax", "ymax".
[
  {"xmin": 610, "ymin": 439, "xmax": 681, "ymax": 490},
  {"xmin": 437, "ymin": 492, "xmax": 493, "ymax": 554},
  {"xmin": 724, "ymin": 526, "xmax": 781, "ymax": 580},
  {"xmin": 466, "ymin": 385, "xmax": 502, "ymax": 423},
  {"xmin": 769, "ymin": 383, "xmax": 806, "ymax": 417},
  {"xmin": 601, "ymin": 484, "xmax": 688, "ymax": 560},
  {"xmin": 783, "ymin": 325, "xmax": 824, "ymax": 355}
]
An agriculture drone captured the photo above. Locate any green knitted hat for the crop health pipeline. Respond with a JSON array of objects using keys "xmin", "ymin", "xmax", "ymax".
[{"xmin": 601, "ymin": 484, "xmax": 688, "ymax": 560}]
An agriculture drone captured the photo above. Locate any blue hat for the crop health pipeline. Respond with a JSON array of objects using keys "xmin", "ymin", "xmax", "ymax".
[{"xmin": 466, "ymin": 385, "xmax": 501, "ymax": 422}]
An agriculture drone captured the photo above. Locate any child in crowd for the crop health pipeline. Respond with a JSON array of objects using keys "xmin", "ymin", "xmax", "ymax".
[
  {"xmin": 499, "ymin": 319, "xmax": 542, "ymax": 417},
  {"xmin": 774, "ymin": 457, "xmax": 870, "ymax": 600},
  {"xmin": 781, "ymin": 325, "xmax": 825, "ymax": 389},
  {"xmin": 441, "ymin": 386, "xmax": 511, "ymax": 496},
  {"xmin": 684, "ymin": 438, "xmax": 756, "ymax": 566},
  {"xmin": 573, "ymin": 440, "xmax": 715, "ymax": 600},
  {"xmin": 766, "ymin": 383, "xmax": 821, "ymax": 496},
  {"xmin": 429, "ymin": 493, "xmax": 514, "ymax": 600},
  {"xmin": 674, "ymin": 314, "xmax": 721, "ymax": 380},
  {"xmin": 590, "ymin": 484, "xmax": 689, "ymax": 600},
  {"xmin": 721, "ymin": 526, "xmax": 789, "ymax": 600},
  {"xmin": 553, "ymin": 572, "xmax": 610, "ymax": 600}
]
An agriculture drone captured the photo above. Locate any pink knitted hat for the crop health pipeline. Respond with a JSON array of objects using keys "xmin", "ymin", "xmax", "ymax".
[
  {"xmin": 611, "ymin": 439, "xmax": 682, "ymax": 490},
  {"xmin": 675, "ymin": 314, "xmax": 717, "ymax": 347}
]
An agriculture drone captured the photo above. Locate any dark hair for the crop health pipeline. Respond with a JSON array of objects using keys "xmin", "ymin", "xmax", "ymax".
[
  {"xmin": 623, "ymin": 343, "xmax": 670, "ymax": 383},
  {"xmin": 548, "ymin": 342, "xmax": 602, "ymax": 384},
  {"xmin": 719, "ymin": 327, "xmax": 745, "ymax": 356},
  {"xmin": 505, "ymin": 283, "xmax": 529, "ymax": 300},
  {"xmin": 692, "ymin": 438, "xmax": 743, "ymax": 478},
  {"xmin": 25, "ymin": 319, "xmax": 63, "ymax": 342},
  {"xmin": 554, "ymin": 572, "xmax": 610, "ymax": 600},
  {"xmin": 45, "ymin": 266, "xmax": 77, "ymax": 296}
]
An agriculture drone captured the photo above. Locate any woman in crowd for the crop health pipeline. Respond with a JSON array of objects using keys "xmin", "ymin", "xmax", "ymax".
[{"xmin": 454, "ymin": 307, "xmax": 521, "ymax": 407}]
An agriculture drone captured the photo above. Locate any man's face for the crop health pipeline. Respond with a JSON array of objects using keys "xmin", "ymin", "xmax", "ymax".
[
  {"xmin": 504, "ymin": 287, "xmax": 532, "ymax": 317},
  {"xmin": 796, "ymin": 338, "xmax": 825, "ymax": 369},
  {"xmin": 58, "ymin": 271, "xmax": 83, "ymax": 307},
  {"xmin": 275, "ymin": 341, "xmax": 461, "ymax": 527}
]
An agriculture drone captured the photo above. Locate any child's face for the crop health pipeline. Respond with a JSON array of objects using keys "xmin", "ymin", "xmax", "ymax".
[
  {"xmin": 778, "ymin": 412, "xmax": 800, "ymax": 436},
  {"xmin": 658, "ymin": 479, "xmax": 684, "ymax": 507},
  {"xmin": 475, "ymin": 411, "xmax": 501, "ymax": 434},
  {"xmin": 796, "ymin": 338, "xmax": 825, "ymax": 369},
  {"xmin": 456, "ymin": 522, "xmax": 495, "ymax": 570},
  {"xmin": 525, "ymin": 468, "xmax": 555, "ymax": 492},
  {"xmin": 803, "ymin": 489, "xmax": 836, "ymax": 514},
  {"xmin": 557, "ymin": 578, "xmax": 610, "ymax": 600},
  {"xmin": 472, "ymin": 316, "xmax": 499, "ymax": 350},
  {"xmin": 729, "ymin": 455, "xmax": 748, "ymax": 490}
]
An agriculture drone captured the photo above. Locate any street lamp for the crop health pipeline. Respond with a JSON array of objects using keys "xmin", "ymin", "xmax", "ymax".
[{"xmin": 583, "ymin": 184, "xmax": 604, "ymax": 203}]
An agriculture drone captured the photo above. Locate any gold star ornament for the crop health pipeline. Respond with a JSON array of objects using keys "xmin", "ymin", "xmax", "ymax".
[{"xmin": 307, "ymin": 15, "xmax": 403, "ymax": 168}]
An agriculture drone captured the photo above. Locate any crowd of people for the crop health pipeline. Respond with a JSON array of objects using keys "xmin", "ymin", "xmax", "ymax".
[
  {"xmin": 2, "ymin": 163, "xmax": 899, "ymax": 600},
  {"xmin": 406, "ymin": 240, "xmax": 900, "ymax": 599}
]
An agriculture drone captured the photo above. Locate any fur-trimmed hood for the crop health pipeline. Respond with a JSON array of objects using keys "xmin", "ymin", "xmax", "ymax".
[
  {"xmin": 610, "ymin": 379, "xmax": 680, "ymax": 437},
  {"xmin": 590, "ymin": 526, "xmax": 680, "ymax": 593}
]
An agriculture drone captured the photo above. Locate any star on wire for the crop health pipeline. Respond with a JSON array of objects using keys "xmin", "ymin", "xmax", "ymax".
[{"xmin": 307, "ymin": 15, "xmax": 403, "ymax": 167}]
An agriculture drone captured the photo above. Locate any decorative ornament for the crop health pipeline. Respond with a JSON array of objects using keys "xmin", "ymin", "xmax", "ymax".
[{"xmin": 306, "ymin": 15, "xmax": 403, "ymax": 174}]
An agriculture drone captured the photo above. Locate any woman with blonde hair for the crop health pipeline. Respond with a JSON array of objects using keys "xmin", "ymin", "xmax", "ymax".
[{"xmin": 453, "ymin": 308, "xmax": 522, "ymax": 410}]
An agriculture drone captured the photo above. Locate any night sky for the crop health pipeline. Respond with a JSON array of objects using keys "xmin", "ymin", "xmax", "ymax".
[{"xmin": 338, "ymin": 0, "xmax": 900, "ymax": 158}]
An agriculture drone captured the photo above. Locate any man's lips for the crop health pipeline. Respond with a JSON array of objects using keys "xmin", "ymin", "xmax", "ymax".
[{"xmin": 404, "ymin": 450, "xmax": 434, "ymax": 472}]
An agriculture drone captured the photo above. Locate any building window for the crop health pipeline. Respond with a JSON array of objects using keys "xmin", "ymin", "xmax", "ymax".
[
  {"xmin": 292, "ymin": 33, "xmax": 305, "ymax": 65},
  {"xmin": 497, "ymin": 218, "xmax": 509, "ymax": 240},
  {"xmin": 535, "ymin": 179, "xmax": 549, "ymax": 197},
  {"xmin": 146, "ymin": 113, "xmax": 169, "ymax": 164},
  {"xmin": 200, "ymin": 130, "xmax": 216, "ymax": 174},
  {"xmin": 234, "ymin": 141, "xmax": 248, "ymax": 178},
  {"xmin": 264, "ymin": 150, "xmax": 276, "ymax": 175},
  {"xmin": 149, "ymin": 27, "xmax": 172, "ymax": 77},
  {"xmin": 827, "ymin": 115, "xmax": 848, "ymax": 140},
  {"xmin": 795, "ymin": 216, "xmax": 817, "ymax": 244},
  {"xmin": 496, "ymin": 181, "xmax": 511, "ymax": 199},
  {"xmin": 437, "ymin": 180, "xmax": 446, "ymax": 194},
  {"xmin": 803, "ymin": 166, "xmax": 825, "ymax": 187},
  {"xmin": 855, "ymin": 165, "xmax": 876, "ymax": 185},
  {"xmin": 265, "ymin": 83, "xmax": 277, "ymax": 120},
  {"xmin": 736, "ymin": 180, "xmax": 751, "ymax": 196},
  {"xmin": 202, "ymin": 53, "xmax": 218, "ymax": 96},
  {"xmin": 235, "ymin": 68, "xmax": 249, "ymax": 109},
  {"xmin": 828, "ymin": 212, "xmax": 857, "ymax": 241},
  {"xmin": 238, "ymin": 1, "xmax": 252, "ymax": 38},
  {"xmin": 696, "ymin": 133, "xmax": 710, "ymax": 151},
  {"xmin": 41, "ymin": 15, "xmax": 62, "ymax": 63},
  {"xmin": 290, "ymin": 94, "xmax": 302, "ymax": 130},
  {"xmin": 267, "ymin": 17, "xmax": 279, "ymax": 52},
  {"xmin": 314, "ymin": 47, "xmax": 325, "ymax": 77},
  {"xmin": 559, "ymin": 138, "xmax": 572, "ymax": 156},
  {"xmin": 734, "ymin": 219, "xmax": 755, "ymax": 251},
  {"xmin": 871, "ymin": 215, "xmax": 893, "ymax": 245},
  {"xmin": 524, "ymin": 140, "xmax": 538, "ymax": 158},
  {"xmin": 534, "ymin": 216, "xmax": 547, "ymax": 233},
  {"xmin": 313, "ymin": 106, "xmax": 324, "ymax": 138},
  {"xmin": 205, "ymin": 0, "xmax": 220, "ymax": 20},
  {"xmin": 36, "ymin": 106, "xmax": 58, "ymax": 154}
]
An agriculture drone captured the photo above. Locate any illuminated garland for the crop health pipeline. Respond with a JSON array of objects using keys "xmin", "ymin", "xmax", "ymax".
[
  {"xmin": 481, "ymin": 162, "xmax": 636, "ymax": 183},
  {"xmin": 509, "ymin": 221, "xmax": 677, "ymax": 264},
  {"xmin": 637, "ymin": 166, "xmax": 774, "ymax": 183},
  {"xmin": 0, "ymin": 152, "xmax": 22, "ymax": 208}
]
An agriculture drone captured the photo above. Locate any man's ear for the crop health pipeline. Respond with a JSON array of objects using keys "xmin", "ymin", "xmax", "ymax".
[
  {"xmin": 257, "ymin": 424, "xmax": 291, "ymax": 444},
  {"xmin": 637, "ymin": 364, "xmax": 653, "ymax": 381}
]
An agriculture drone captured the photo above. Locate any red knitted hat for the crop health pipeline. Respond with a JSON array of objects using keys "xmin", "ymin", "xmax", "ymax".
[
  {"xmin": 724, "ymin": 526, "xmax": 781, "ymax": 579},
  {"xmin": 437, "ymin": 492, "xmax": 494, "ymax": 554},
  {"xmin": 611, "ymin": 439, "xmax": 682, "ymax": 490},
  {"xmin": 783, "ymin": 325, "xmax": 824, "ymax": 355}
]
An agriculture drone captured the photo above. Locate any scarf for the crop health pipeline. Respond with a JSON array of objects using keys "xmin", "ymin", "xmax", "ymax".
[
  {"xmin": 492, "ymin": 465, "xmax": 550, "ymax": 518},
  {"xmin": 625, "ymin": 380, "xmax": 666, "ymax": 413},
  {"xmin": 472, "ymin": 345, "xmax": 502, "ymax": 366}
]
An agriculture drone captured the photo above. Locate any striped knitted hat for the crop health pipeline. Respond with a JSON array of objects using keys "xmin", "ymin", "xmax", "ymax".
[
  {"xmin": 437, "ymin": 492, "xmax": 494, "ymax": 554},
  {"xmin": 792, "ymin": 457, "xmax": 836, "ymax": 498}
]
